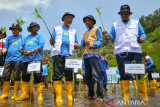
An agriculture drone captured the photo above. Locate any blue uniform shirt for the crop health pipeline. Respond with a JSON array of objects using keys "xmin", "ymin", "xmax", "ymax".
[
  {"xmin": 22, "ymin": 34, "xmax": 45, "ymax": 62},
  {"xmin": 81, "ymin": 27, "xmax": 103, "ymax": 59},
  {"xmin": 109, "ymin": 21, "xmax": 146, "ymax": 55},
  {"xmin": 82, "ymin": 59, "xmax": 85, "ymax": 73},
  {"xmin": 116, "ymin": 70, "xmax": 119, "ymax": 74},
  {"xmin": 147, "ymin": 58, "xmax": 154, "ymax": 69},
  {"xmin": 52, "ymin": 26, "xmax": 78, "ymax": 56},
  {"xmin": 99, "ymin": 57, "xmax": 109, "ymax": 71},
  {"xmin": 4, "ymin": 35, "xmax": 22, "ymax": 61},
  {"xmin": 42, "ymin": 64, "xmax": 49, "ymax": 76}
]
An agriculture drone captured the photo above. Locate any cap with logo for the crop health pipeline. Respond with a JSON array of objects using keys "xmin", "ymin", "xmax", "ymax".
[
  {"xmin": 9, "ymin": 23, "xmax": 22, "ymax": 31},
  {"xmin": 118, "ymin": 5, "xmax": 132, "ymax": 14}
]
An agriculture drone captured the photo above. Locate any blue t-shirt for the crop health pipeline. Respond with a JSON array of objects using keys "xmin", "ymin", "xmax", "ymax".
[
  {"xmin": 42, "ymin": 64, "xmax": 49, "ymax": 76},
  {"xmin": 52, "ymin": 26, "xmax": 78, "ymax": 56},
  {"xmin": 81, "ymin": 27, "xmax": 103, "ymax": 59},
  {"xmin": 117, "ymin": 70, "xmax": 119, "ymax": 74},
  {"xmin": 22, "ymin": 34, "xmax": 45, "ymax": 62},
  {"xmin": 109, "ymin": 21, "xmax": 146, "ymax": 55},
  {"xmin": 82, "ymin": 59, "xmax": 85, "ymax": 73},
  {"xmin": 147, "ymin": 58, "xmax": 155, "ymax": 69},
  {"xmin": 4, "ymin": 35, "xmax": 22, "ymax": 61}
]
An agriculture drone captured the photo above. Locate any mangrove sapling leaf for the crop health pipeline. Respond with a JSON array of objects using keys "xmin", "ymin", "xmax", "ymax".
[
  {"xmin": 0, "ymin": 27, "xmax": 7, "ymax": 35},
  {"xmin": 32, "ymin": 7, "xmax": 55, "ymax": 41},
  {"xmin": 15, "ymin": 17, "xmax": 26, "ymax": 48}
]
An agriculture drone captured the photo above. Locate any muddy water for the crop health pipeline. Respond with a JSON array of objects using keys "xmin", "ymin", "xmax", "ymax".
[{"xmin": 0, "ymin": 84, "xmax": 160, "ymax": 107}]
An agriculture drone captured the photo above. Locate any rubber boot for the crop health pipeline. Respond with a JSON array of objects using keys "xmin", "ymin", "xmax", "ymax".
[
  {"xmin": 153, "ymin": 79, "xmax": 158, "ymax": 88},
  {"xmin": 139, "ymin": 80, "xmax": 149, "ymax": 101},
  {"xmin": 11, "ymin": 81, "xmax": 20, "ymax": 100},
  {"xmin": 120, "ymin": 80, "xmax": 130, "ymax": 101},
  {"xmin": 38, "ymin": 100, "xmax": 43, "ymax": 107},
  {"xmin": 132, "ymin": 80, "xmax": 137, "ymax": 89},
  {"xmin": 37, "ymin": 82, "xmax": 44, "ymax": 100},
  {"xmin": 53, "ymin": 80, "xmax": 63, "ymax": 103},
  {"xmin": 0, "ymin": 81, "xmax": 10, "ymax": 99},
  {"xmin": 66, "ymin": 81, "xmax": 74, "ymax": 101},
  {"xmin": 150, "ymin": 80, "xmax": 154, "ymax": 88},
  {"xmin": 15, "ymin": 81, "xmax": 30, "ymax": 101}
]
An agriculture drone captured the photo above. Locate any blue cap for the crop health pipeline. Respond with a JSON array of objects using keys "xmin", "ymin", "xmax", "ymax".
[{"xmin": 100, "ymin": 51, "xmax": 102, "ymax": 54}]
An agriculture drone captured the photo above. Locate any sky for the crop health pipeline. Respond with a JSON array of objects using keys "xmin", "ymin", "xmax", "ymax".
[{"xmin": 0, "ymin": 0, "xmax": 160, "ymax": 50}]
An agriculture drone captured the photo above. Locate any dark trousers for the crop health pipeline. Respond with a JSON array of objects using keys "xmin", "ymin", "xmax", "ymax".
[
  {"xmin": 22, "ymin": 61, "xmax": 43, "ymax": 83},
  {"xmin": 74, "ymin": 73, "xmax": 77, "ymax": 89},
  {"xmin": 3, "ymin": 61, "xmax": 22, "ymax": 81},
  {"xmin": 52, "ymin": 55, "xmax": 73, "ymax": 81},
  {"xmin": 84, "ymin": 57, "xmax": 103, "ymax": 98},
  {"xmin": 83, "ymin": 75, "xmax": 87, "ymax": 84},
  {"xmin": 43, "ymin": 76, "xmax": 48, "ymax": 89},
  {"xmin": 148, "ymin": 72, "xmax": 153, "ymax": 82},
  {"xmin": 116, "ymin": 53, "xmax": 142, "ymax": 80},
  {"xmin": 117, "ymin": 78, "xmax": 120, "ymax": 84}
]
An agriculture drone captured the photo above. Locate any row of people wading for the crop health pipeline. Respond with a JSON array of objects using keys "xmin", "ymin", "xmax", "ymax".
[{"xmin": 0, "ymin": 4, "xmax": 158, "ymax": 103}]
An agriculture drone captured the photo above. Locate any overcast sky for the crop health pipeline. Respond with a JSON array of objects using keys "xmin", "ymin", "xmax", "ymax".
[{"xmin": 0, "ymin": 0, "xmax": 160, "ymax": 50}]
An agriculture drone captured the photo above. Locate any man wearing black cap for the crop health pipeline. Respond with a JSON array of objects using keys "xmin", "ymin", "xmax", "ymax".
[
  {"xmin": 0, "ymin": 30, "xmax": 7, "ymax": 87},
  {"xmin": 16, "ymin": 22, "xmax": 45, "ymax": 101},
  {"xmin": 49, "ymin": 12, "xmax": 78, "ymax": 103},
  {"xmin": 0, "ymin": 23, "xmax": 23, "ymax": 100},
  {"xmin": 81, "ymin": 15, "xmax": 103, "ymax": 101},
  {"xmin": 102, "ymin": 5, "xmax": 147, "ymax": 101}
]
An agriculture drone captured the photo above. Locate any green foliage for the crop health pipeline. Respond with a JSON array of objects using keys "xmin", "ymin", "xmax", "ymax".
[
  {"xmin": 15, "ymin": 17, "xmax": 26, "ymax": 25},
  {"xmin": 0, "ymin": 27, "xmax": 7, "ymax": 35},
  {"xmin": 139, "ymin": 8, "xmax": 160, "ymax": 34},
  {"xmin": 140, "ymin": 8, "xmax": 160, "ymax": 73},
  {"xmin": 96, "ymin": 7, "xmax": 101, "ymax": 14},
  {"xmin": 32, "ymin": 8, "xmax": 42, "ymax": 19}
]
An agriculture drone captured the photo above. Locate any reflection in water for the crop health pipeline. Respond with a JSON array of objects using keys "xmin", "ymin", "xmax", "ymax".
[{"xmin": 0, "ymin": 85, "xmax": 159, "ymax": 107}]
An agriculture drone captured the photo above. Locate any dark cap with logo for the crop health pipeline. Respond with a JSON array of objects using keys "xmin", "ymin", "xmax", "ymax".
[
  {"xmin": 118, "ymin": 5, "xmax": 133, "ymax": 14},
  {"xmin": 62, "ymin": 12, "xmax": 75, "ymax": 21},
  {"xmin": 9, "ymin": 23, "xmax": 22, "ymax": 31},
  {"xmin": 83, "ymin": 15, "xmax": 96, "ymax": 25}
]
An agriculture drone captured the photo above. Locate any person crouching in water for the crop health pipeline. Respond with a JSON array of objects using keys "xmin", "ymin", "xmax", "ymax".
[
  {"xmin": 99, "ymin": 51, "xmax": 109, "ymax": 91},
  {"xmin": 16, "ymin": 22, "xmax": 45, "ymax": 101}
]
